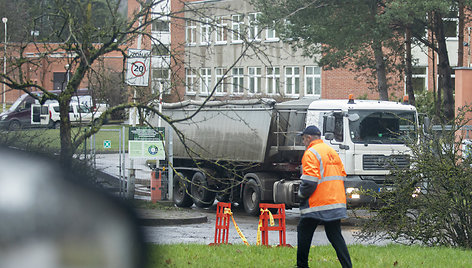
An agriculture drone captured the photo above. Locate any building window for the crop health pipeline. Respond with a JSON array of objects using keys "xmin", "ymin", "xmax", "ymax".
[
  {"xmin": 232, "ymin": 14, "xmax": 243, "ymax": 43},
  {"xmin": 151, "ymin": 43, "xmax": 170, "ymax": 56},
  {"xmin": 305, "ymin": 66, "xmax": 321, "ymax": 96},
  {"xmin": 215, "ymin": 16, "xmax": 228, "ymax": 44},
  {"xmin": 248, "ymin": 13, "xmax": 261, "ymax": 41},
  {"xmin": 186, "ymin": 20, "xmax": 196, "ymax": 45},
  {"xmin": 186, "ymin": 68, "xmax": 197, "ymax": 94},
  {"xmin": 248, "ymin": 67, "xmax": 262, "ymax": 94},
  {"xmin": 215, "ymin": 68, "xmax": 228, "ymax": 94},
  {"xmin": 232, "ymin": 67, "xmax": 244, "ymax": 94},
  {"xmin": 266, "ymin": 23, "xmax": 279, "ymax": 42},
  {"xmin": 285, "ymin": 66, "xmax": 300, "ymax": 96},
  {"xmin": 266, "ymin": 67, "xmax": 280, "ymax": 95},
  {"xmin": 200, "ymin": 18, "xmax": 211, "ymax": 45},
  {"xmin": 152, "ymin": 20, "xmax": 170, "ymax": 32},
  {"xmin": 444, "ymin": 7, "xmax": 458, "ymax": 39},
  {"xmin": 53, "ymin": 72, "xmax": 68, "ymax": 91},
  {"xmin": 152, "ymin": 68, "xmax": 170, "ymax": 94},
  {"xmin": 412, "ymin": 66, "xmax": 427, "ymax": 93},
  {"xmin": 443, "ymin": 18, "xmax": 458, "ymax": 38},
  {"xmin": 200, "ymin": 68, "xmax": 212, "ymax": 95}
]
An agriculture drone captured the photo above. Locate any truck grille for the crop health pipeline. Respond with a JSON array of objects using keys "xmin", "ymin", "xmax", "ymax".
[{"xmin": 363, "ymin": 154, "xmax": 410, "ymax": 170}]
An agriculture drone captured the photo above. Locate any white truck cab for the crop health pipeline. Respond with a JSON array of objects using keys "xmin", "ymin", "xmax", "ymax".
[{"xmin": 306, "ymin": 96, "xmax": 417, "ymax": 205}]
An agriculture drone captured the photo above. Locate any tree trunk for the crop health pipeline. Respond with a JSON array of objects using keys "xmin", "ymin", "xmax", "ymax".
[
  {"xmin": 59, "ymin": 98, "xmax": 73, "ymax": 168},
  {"xmin": 434, "ymin": 13, "xmax": 455, "ymax": 122},
  {"xmin": 405, "ymin": 27, "xmax": 415, "ymax": 106},
  {"xmin": 372, "ymin": 40, "xmax": 389, "ymax": 101}
]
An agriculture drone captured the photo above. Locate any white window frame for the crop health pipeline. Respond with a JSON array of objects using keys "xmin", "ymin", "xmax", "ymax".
[
  {"xmin": 200, "ymin": 68, "xmax": 212, "ymax": 95},
  {"xmin": 151, "ymin": 20, "xmax": 170, "ymax": 33},
  {"xmin": 443, "ymin": 17, "xmax": 458, "ymax": 40},
  {"xmin": 200, "ymin": 18, "xmax": 211, "ymax": 45},
  {"xmin": 248, "ymin": 67, "xmax": 262, "ymax": 94},
  {"xmin": 410, "ymin": 66, "xmax": 428, "ymax": 94},
  {"xmin": 232, "ymin": 67, "xmax": 244, "ymax": 94},
  {"xmin": 215, "ymin": 16, "xmax": 228, "ymax": 44},
  {"xmin": 266, "ymin": 67, "xmax": 280, "ymax": 95},
  {"xmin": 186, "ymin": 20, "xmax": 196, "ymax": 46},
  {"xmin": 248, "ymin": 12, "xmax": 261, "ymax": 41},
  {"xmin": 151, "ymin": 68, "xmax": 171, "ymax": 95},
  {"xmin": 215, "ymin": 68, "xmax": 228, "ymax": 94},
  {"xmin": 232, "ymin": 14, "xmax": 243, "ymax": 43},
  {"xmin": 305, "ymin": 66, "xmax": 321, "ymax": 97},
  {"xmin": 186, "ymin": 68, "xmax": 197, "ymax": 94},
  {"xmin": 444, "ymin": 7, "xmax": 459, "ymax": 40},
  {"xmin": 265, "ymin": 24, "xmax": 279, "ymax": 42},
  {"xmin": 285, "ymin": 66, "xmax": 300, "ymax": 96}
]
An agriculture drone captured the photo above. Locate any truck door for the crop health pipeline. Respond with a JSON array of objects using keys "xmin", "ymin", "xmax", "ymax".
[
  {"xmin": 320, "ymin": 111, "xmax": 348, "ymax": 166},
  {"xmin": 31, "ymin": 104, "xmax": 49, "ymax": 126},
  {"xmin": 69, "ymin": 104, "xmax": 78, "ymax": 123}
]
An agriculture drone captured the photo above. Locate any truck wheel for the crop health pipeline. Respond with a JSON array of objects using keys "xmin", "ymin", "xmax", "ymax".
[
  {"xmin": 53, "ymin": 121, "xmax": 60, "ymax": 129},
  {"xmin": 191, "ymin": 172, "xmax": 216, "ymax": 208},
  {"xmin": 173, "ymin": 173, "xmax": 193, "ymax": 208},
  {"xmin": 8, "ymin": 120, "xmax": 21, "ymax": 131},
  {"xmin": 243, "ymin": 179, "xmax": 261, "ymax": 216}
]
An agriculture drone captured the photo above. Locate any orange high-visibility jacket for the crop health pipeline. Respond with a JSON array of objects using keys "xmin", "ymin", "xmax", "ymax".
[{"xmin": 298, "ymin": 139, "xmax": 347, "ymax": 221}]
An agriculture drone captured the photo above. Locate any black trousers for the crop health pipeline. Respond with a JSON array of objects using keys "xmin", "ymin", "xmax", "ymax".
[{"xmin": 297, "ymin": 217, "xmax": 352, "ymax": 268}]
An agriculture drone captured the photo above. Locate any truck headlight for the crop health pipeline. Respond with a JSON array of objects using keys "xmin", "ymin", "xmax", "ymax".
[
  {"xmin": 412, "ymin": 187, "xmax": 421, "ymax": 198},
  {"xmin": 346, "ymin": 187, "xmax": 360, "ymax": 199},
  {"xmin": 1, "ymin": 115, "xmax": 7, "ymax": 121}
]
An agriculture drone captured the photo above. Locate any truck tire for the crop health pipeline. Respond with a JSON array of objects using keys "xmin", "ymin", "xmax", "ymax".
[
  {"xmin": 53, "ymin": 121, "xmax": 60, "ymax": 129},
  {"xmin": 191, "ymin": 172, "xmax": 216, "ymax": 208},
  {"xmin": 173, "ymin": 173, "xmax": 193, "ymax": 208},
  {"xmin": 243, "ymin": 179, "xmax": 261, "ymax": 216},
  {"xmin": 9, "ymin": 120, "xmax": 21, "ymax": 131}
]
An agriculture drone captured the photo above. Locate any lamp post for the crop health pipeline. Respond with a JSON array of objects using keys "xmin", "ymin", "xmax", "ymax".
[{"xmin": 2, "ymin": 17, "xmax": 7, "ymax": 113}]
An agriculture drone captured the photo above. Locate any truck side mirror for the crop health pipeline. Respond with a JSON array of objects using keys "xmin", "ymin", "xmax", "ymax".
[
  {"xmin": 325, "ymin": 132, "xmax": 334, "ymax": 140},
  {"xmin": 423, "ymin": 116, "xmax": 431, "ymax": 132},
  {"xmin": 325, "ymin": 115, "xmax": 335, "ymax": 133}
]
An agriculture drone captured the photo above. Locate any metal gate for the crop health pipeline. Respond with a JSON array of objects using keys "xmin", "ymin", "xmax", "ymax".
[{"xmin": 87, "ymin": 126, "xmax": 127, "ymax": 198}]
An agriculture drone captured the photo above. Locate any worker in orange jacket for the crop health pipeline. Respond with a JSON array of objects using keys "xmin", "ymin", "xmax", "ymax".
[{"xmin": 297, "ymin": 125, "xmax": 352, "ymax": 268}]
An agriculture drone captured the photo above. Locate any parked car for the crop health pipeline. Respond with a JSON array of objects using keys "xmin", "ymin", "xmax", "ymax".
[
  {"xmin": 0, "ymin": 93, "xmax": 42, "ymax": 130},
  {"xmin": 0, "ymin": 89, "xmax": 103, "ymax": 130},
  {"xmin": 48, "ymin": 102, "xmax": 103, "ymax": 129}
]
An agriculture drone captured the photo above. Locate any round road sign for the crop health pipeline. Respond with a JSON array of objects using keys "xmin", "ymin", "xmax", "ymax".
[{"xmin": 131, "ymin": 61, "xmax": 146, "ymax": 77}]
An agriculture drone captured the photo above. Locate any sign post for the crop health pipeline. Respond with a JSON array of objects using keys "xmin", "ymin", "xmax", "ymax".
[{"xmin": 126, "ymin": 48, "xmax": 151, "ymax": 199}]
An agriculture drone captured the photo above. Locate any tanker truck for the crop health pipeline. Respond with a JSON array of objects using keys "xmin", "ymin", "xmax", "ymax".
[{"xmin": 152, "ymin": 96, "xmax": 418, "ymax": 215}]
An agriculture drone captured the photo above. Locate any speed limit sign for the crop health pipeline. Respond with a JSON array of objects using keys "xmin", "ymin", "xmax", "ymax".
[
  {"xmin": 126, "ymin": 49, "xmax": 151, "ymax": 86},
  {"xmin": 131, "ymin": 61, "xmax": 146, "ymax": 77}
]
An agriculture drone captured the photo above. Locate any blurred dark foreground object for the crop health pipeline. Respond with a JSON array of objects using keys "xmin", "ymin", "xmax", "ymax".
[{"xmin": 0, "ymin": 146, "xmax": 147, "ymax": 268}]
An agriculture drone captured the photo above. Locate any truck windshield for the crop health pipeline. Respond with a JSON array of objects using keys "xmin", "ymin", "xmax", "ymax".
[
  {"xmin": 349, "ymin": 110, "xmax": 416, "ymax": 144},
  {"xmin": 8, "ymin": 95, "xmax": 27, "ymax": 112}
]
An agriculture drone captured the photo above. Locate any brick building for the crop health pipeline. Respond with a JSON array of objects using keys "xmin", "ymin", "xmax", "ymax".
[
  {"xmin": 166, "ymin": 0, "xmax": 387, "ymax": 103},
  {"xmin": 1, "ymin": 0, "xmax": 466, "ymax": 106}
]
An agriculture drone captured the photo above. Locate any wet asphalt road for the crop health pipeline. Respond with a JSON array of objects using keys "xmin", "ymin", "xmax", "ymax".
[
  {"xmin": 141, "ymin": 204, "xmax": 390, "ymax": 246},
  {"xmin": 93, "ymin": 154, "xmax": 390, "ymax": 246}
]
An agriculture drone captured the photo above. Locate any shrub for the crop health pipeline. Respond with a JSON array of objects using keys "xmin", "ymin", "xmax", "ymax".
[{"xmin": 357, "ymin": 109, "xmax": 472, "ymax": 249}]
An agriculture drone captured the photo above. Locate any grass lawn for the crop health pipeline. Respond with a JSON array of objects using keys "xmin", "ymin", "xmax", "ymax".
[
  {"xmin": 147, "ymin": 243, "xmax": 472, "ymax": 267},
  {"xmin": 2, "ymin": 125, "xmax": 129, "ymax": 153}
]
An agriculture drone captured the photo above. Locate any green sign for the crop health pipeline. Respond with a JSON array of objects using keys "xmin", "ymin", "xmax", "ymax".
[
  {"xmin": 129, "ymin": 140, "xmax": 165, "ymax": 159},
  {"xmin": 128, "ymin": 127, "xmax": 166, "ymax": 159},
  {"xmin": 103, "ymin": 140, "xmax": 111, "ymax": 148},
  {"xmin": 129, "ymin": 126, "xmax": 165, "ymax": 141}
]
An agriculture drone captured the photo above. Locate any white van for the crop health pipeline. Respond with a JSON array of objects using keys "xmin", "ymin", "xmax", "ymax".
[{"xmin": 47, "ymin": 102, "xmax": 103, "ymax": 129}]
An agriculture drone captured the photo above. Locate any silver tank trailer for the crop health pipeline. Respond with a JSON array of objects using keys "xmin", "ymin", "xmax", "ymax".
[
  {"xmin": 152, "ymin": 98, "xmax": 314, "ymax": 164},
  {"xmin": 148, "ymin": 98, "xmax": 316, "ymax": 214}
]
